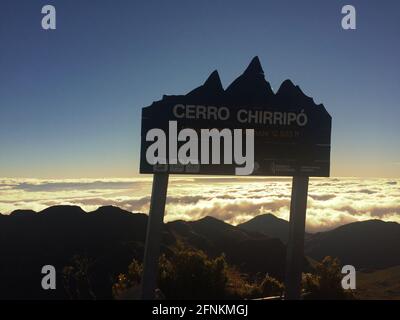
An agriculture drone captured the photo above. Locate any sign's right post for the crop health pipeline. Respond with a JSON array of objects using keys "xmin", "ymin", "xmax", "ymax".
[{"xmin": 285, "ymin": 176, "xmax": 309, "ymax": 300}]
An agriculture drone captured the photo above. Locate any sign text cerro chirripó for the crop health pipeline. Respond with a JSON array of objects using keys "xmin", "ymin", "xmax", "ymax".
[{"xmin": 140, "ymin": 57, "xmax": 331, "ymax": 177}]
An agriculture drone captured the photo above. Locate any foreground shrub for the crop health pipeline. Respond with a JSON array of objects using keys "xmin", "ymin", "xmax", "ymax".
[
  {"xmin": 302, "ymin": 256, "xmax": 354, "ymax": 300},
  {"xmin": 260, "ymin": 274, "xmax": 284, "ymax": 297},
  {"xmin": 113, "ymin": 247, "xmax": 288, "ymax": 300},
  {"xmin": 113, "ymin": 248, "xmax": 228, "ymax": 299}
]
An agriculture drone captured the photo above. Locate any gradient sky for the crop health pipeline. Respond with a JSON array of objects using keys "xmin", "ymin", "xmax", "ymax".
[{"xmin": 1, "ymin": 0, "xmax": 399, "ymax": 178}]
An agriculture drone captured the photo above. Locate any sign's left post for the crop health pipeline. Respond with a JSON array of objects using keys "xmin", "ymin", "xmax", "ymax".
[{"xmin": 140, "ymin": 173, "xmax": 169, "ymax": 300}]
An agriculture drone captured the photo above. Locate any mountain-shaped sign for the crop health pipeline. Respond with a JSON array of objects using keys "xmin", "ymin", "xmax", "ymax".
[{"xmin": 140, "ymin": 57, "xmax": 331, "ymax": 177}]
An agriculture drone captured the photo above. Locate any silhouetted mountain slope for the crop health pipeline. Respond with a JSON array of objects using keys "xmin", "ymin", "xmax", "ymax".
[
  {"xmin": 0, "ymin": 206, "xmax": 151, "ymax": 300},
  {"xmin": 3, "ymin": 206, "xmax": 397, "ymax": 299},
  {"xmin": 238, "ymin": 213, "xmax": 290, "ymax": 243},
  {"xmin": 167, "ymin": 216, "xmax": 287, "ymax": 278},
  {"xmin": 238, "ymin": 213, "xmax": 313, "ymax": 244},
  {"xmin": 0, "ymin": 206, "xmax": 287, "ymax": 299},
  {"xmin": 10, "ymin": 209, "xmax": 37, "ymax": 217},
  {"xmin": 240, "ymin": 215, "xmax": 400, "ymax": 270},
  {"xmin": 305, "ymin": 220, "xmax": 400, "ymax": 269},
  {"xmin": 189, "ymin": 216, "xmax": 254, "ymax": 245}
]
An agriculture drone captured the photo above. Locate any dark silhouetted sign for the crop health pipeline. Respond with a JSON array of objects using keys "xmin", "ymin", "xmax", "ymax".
[{"xmin": 140, "ymin": 57, "xmax": 331, "ymax": 177}]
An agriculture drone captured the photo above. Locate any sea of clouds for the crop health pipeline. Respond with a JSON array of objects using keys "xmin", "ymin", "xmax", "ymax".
[{"xmin": 0, "ymin": 177, "xmax": 399, "ymax": 232}]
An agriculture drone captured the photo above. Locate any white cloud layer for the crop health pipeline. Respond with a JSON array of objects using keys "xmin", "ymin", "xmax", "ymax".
[{"xmin": 0, "ymin": 177, "xmax": 399, "ymax": 232}]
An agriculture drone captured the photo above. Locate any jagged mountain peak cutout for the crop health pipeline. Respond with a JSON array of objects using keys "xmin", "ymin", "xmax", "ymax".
[
  {"xmin": 278, "ymin": 79, "xmax": 297, "ymax": 91},
  {"xmin": 276, "ymin": 79, "xmax": 320, "ymax": 108},
  {"xmin": 276, "ymin": 79, "xmax": 306, "ymax": 100},
  {"xmin": 242, "ymin": 56, "xmax": 264, "ymax": 76},
  {"xmin": 186, "ymin": 69, "xmax": 224, "ymax": 99},
  {"xmin": 204, "ymin": 70, "xmax": 223, "ymax": 89},
  {"xmin": 224, "ymin": 56, "xmax": 275, "ymax": 106},
  {"xmin": 155, "ymin": 56, "xmax": 326, "ymax": 112}
]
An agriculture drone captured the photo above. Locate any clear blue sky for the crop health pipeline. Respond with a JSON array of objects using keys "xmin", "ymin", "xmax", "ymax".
[{"xmin": 0, "ymin": 0, "xmax": 399, "ymax": 178}]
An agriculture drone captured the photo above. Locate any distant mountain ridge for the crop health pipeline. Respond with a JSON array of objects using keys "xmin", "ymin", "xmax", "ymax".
[
  {"xmin": 238, "ymin": 213, "xmax": 292, "ymax": 243},
  {"xmin": 305, "ymin": 219, "xmax": 400, "ymax": 270},
  {"xmin": 240, "ymin": 213, "xmax": 400, "ymax": 269},
  {"xmin": 168, "ymin": 216, "xmax": 287, "ymax": 275},
  {"xmin": 1, "ymin": 205, "xmax": 399, "ymax": 299},
  {"xmin": 0, "ymin": 206, "xmax": 286, "ymax": 299}
]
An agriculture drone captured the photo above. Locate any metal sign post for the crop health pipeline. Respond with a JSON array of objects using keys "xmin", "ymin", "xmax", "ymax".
[
  {"xmin": 284, "ymin": 176, "xmax": 309, "ymax": 300},
  {"xmin": 140, "ymin": 173, "xmax": 169, "ymax": 300}
]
